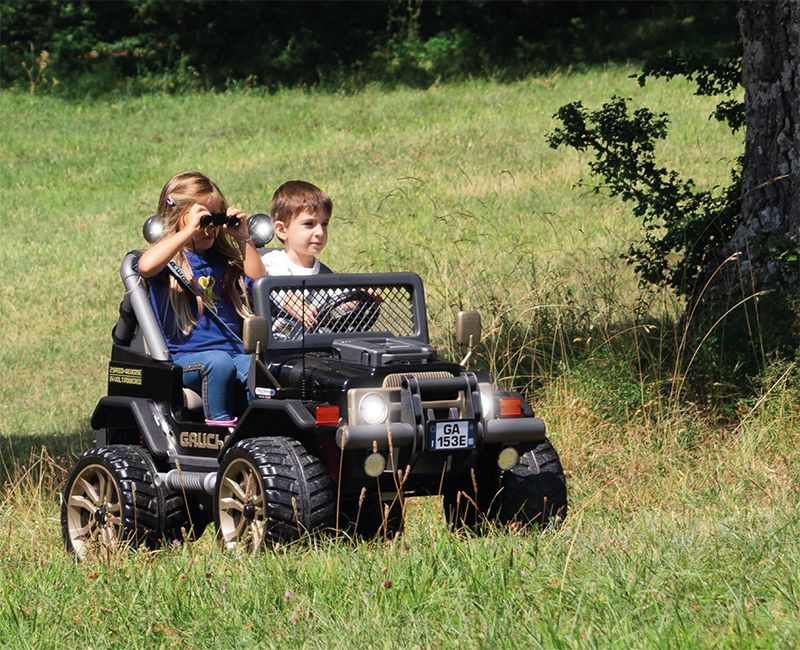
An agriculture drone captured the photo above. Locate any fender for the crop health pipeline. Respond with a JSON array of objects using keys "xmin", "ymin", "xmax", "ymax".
[
  {"xmin": 218, "ymin": 399, "xmax": 317, "ymax": 459},
  {"xmin": 90, "ymin": 396, "xmax": 170, "ymax": 459}
]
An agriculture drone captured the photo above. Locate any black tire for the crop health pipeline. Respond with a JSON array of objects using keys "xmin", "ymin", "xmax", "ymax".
[
  {"xmin": 442, "ymin": 457, "xmax": 502, "ymax": 534},
  {"xmin": 214, "ymin": 437, "xmax": 335, "ymax": 551},
  {"xmin": 61, "ymin": 445, "xmax": 162, "ymax": 558},
  {"xmin": 162, "ymin": 491, "xmax": 211, "ymax": 544},
  {"xmin": 338, "ymin": 491, "xmax": 405, "ymax": 541},
  {"xmin": 500, "ymin": 438, "xmax": 567, "ymax": 529}
]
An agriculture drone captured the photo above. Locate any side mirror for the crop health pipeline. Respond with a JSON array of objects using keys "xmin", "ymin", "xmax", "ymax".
[
  {"xmin": 455, "ymin": 311, "xmax": 481, "ymax": 347},
  {"xmin": 242, "ymin": 316, "xmax": 269, "ymax": 354}
]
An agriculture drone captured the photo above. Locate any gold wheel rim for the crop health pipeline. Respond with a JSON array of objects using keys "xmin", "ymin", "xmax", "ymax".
[
  {"xmin": 218, "ymin": 458, "xmax": 266, "ymax": 552},
  {"xmin": 66, "ymin": 463, "xmax": 123, "ymax": 559}
]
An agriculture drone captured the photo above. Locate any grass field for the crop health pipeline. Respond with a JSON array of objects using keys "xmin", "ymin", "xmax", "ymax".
[{"xmin": 2, "ymin": 67, "xmax": 798, "ymax": 648}]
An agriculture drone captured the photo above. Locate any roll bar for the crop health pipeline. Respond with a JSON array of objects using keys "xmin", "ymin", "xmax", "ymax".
[{"xmin": 119, "ymin": 251, "xmax": 170, "ymax": 361}]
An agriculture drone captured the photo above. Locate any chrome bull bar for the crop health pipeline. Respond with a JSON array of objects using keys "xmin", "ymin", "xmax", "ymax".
[{"xmin": 335, "ymin": 371, "xmax": 546, "ymax": 450}]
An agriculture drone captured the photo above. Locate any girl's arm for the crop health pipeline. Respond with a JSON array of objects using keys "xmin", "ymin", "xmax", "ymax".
[
  {"xmin": 240, "ymin": 239, "xmax": 268, "ymax": 280},
  {"xmin": 227, "ymin": 207, "xmax": 268, "ymax": 280},
  {"xmin": 138, "ymin": 204, "xmax": 206, "ymax": 277}
]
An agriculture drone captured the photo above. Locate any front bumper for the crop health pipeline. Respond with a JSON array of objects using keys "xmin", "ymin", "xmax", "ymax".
[
  {"xmin": 335, "ymin": 416, "xmax": 546, "ymax": 450},
  {"xmin": 336, "ymin": 371, "xmax": 547, "ymax": 451}
]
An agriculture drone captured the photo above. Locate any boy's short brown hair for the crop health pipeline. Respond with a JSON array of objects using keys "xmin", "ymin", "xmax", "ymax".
[{"xmin": 269, "ymin": 180, "xmax": 332, "ymax": 226}]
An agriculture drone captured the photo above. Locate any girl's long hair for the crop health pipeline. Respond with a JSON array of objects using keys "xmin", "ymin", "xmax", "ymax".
[{"xmin": 154, "ymin": 171, "xmax": 253, "ymax": 335}]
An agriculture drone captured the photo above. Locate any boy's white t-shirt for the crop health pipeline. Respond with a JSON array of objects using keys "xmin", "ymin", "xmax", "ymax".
[
  {"xmin": 262, "ymin": 249, "xmax": 320, "ymax": 276},
  {"xmin": 261, "ymin": 249, "xmax": 325, "ymax": 337}
]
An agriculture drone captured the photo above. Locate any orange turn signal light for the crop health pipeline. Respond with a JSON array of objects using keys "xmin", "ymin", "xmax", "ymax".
[
  {"xmin": 499, "ymin": 397, "xmax": 522, "ymax": 418},
  {"xmin": 316, "ymin": 405, "xmax": 340, "ymax": 426}
]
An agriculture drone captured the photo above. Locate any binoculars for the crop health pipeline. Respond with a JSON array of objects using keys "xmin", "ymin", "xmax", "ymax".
[
  {"xmin": 200, "ymin": 212, "xmax": 241, "ymax": 228},
  {"xmin": 143, "ymin": 213, "xmax": 275, "ymax": 247}
]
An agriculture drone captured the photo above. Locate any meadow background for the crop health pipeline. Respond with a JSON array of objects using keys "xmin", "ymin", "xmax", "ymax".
[{"xmin": 1, "ymin": 64, "xmax": 798, "ymax": 646}]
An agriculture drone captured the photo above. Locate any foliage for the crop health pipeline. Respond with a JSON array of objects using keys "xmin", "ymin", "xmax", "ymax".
[
  {"xmin": 636, "ymin": 55, "xmax": 745, "ymax": 131},
  {"xmin": 547, "ymin": 44, "xmax": 790, "ymax": 306},
  {"xmin": 372, "ymin": 2, "xmax": 479, "ymax": 87},
  {"xmin": 547, "ymin": 48, "xmax": 746, "ymax": 299},
  {"xmin": 546, "ymin": 53, "xmax": 800, "ymax": 390},
  {"xmin": 547, "ymin": 93, "xmax": 742, "ymax": 295},
  {"xmin": 1, "ymin": 0, "xmax": 740, "ymax": 94}
]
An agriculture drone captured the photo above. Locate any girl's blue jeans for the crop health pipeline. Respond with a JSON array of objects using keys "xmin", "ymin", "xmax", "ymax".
[{"xmin": 172, "ymin": 351, "xmax": 252, "ymax": 421}]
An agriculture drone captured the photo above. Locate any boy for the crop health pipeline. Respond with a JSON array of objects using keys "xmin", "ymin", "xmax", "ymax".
[{"xmin": 262, "ymin": 180, "xmax": 335, "ymax": 331}]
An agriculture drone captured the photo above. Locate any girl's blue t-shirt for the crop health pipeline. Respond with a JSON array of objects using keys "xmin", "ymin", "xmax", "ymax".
[{"xmin": 147, "ymin": 250, "xmax": 246, "ymax": 355}]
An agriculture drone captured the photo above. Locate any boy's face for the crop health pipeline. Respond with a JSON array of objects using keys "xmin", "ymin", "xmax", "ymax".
[{"xmin": 275, "ymin": 208, "xmax": 329, "ymax": 266}]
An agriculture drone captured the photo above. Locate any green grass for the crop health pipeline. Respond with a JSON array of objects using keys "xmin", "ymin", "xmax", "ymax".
[
  {"xmin": 2, "ymin": 410, "xmax": 798, "ymax": 648},
  {"xmin": 0, "ymin": 67, "xmax": 741, "ymax": 438},
  {"xmin": 3, "ymin": 67, "xmax": 797, "ymax": 648}
]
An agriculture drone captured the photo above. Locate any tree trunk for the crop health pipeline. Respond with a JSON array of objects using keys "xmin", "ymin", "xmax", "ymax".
[{"xmin": 715, "ymin": 1, "xmax": 799, "ymax": 297}]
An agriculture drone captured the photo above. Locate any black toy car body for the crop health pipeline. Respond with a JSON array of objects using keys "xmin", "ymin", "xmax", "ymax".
[{"xmin": 61, "ymin": 242, "xmax": 567, "ymax": 555}]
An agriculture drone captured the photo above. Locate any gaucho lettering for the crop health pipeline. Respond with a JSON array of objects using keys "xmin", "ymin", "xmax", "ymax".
[{"xmin": 179, "ymin": 431, "xmax": 229, "ymax": 450}]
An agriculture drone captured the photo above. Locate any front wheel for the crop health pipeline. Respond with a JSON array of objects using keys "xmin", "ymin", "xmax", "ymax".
[
  {"xmin": 499, "ymin": 438, "xmax": 567, "ymax": 529},
  {"xmin": 214, "ymin": 437, "xmax": 335, "ymax": 552},
  {"xmin": 61, "ymin": 446, "xmax": 162, "ymax": 559}
]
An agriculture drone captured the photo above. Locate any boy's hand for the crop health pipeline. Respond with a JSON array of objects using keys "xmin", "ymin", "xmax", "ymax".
[
  {"xmin": 284, "ymin": 291, "xmax": 318, "ymax": 330},
  {"xmin": 226, "ymin": 207, "xmax": 249, "ymax": 242},
  {"xmin": 340, "ymin": 288, "xmax": 382, "ymax": 311}
]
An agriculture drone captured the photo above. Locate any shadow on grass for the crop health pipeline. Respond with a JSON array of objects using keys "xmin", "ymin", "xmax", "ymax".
[
  {"xmin": 0, "ymin": 428, "xmax": 92, "ymax": 486},
  {"xmin": 470, "ymin": 290, "xmax": 798, "ymax": 424}
]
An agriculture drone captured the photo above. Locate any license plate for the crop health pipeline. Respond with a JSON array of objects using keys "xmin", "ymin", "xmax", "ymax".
[{"xmin": 427, "ymin": 420, "xmax": 476, "ymax": 450}]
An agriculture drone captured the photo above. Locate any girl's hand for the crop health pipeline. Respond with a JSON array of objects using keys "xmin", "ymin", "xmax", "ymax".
[
  {"xmin": 139, "ymin": 203, "xmax": 210, "ymax": 276},
  {"xmin": 226, "ymin": 207, "xmax": 249, "ymax": 242},
  {"xmin": 183, "ymin": 203, "xmax": 211, "ymax": 232}
]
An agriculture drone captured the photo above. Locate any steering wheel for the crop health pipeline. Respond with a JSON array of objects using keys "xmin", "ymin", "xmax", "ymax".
[{"xmin": 314, "ymin": 290, "xmax": 381, "ymax": 333}]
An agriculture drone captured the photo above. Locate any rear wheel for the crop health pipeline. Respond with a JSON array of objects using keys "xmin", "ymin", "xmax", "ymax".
[
  {"xmin": 61, "ymin": 446, "xmax": 162, "ymax": 559},
  {"xmin": 500, "ymin": 438, "xmax": 567, "ymax": 529},
  {"xmin": 214, "ymin": 437, "xmax": 335, "ymax": 552}
]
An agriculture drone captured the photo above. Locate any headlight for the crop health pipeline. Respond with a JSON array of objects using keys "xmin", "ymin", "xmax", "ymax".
[
  {"xmin": 246, "ymin": 213, "xmax": 275, "ymax": 247},
  {"xmin": 479, "ymin": 386, "xmax": 495, "ymax": 420},
  {"xmin": 359, "ymin": 392, "xmax": 388, "ymax": 425}
]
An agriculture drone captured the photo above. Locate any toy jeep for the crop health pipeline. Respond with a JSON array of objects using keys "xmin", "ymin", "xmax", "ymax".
[{"xmin": 61, "ymin": 226, "xmax": 567, "ymax": 555}]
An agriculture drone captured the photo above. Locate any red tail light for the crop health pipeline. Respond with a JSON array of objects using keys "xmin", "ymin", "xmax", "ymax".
[
  {"xmin": 315, "ymin": 405, "xmax": 340, "ymax": 426},
  {"xmin": 499, "ymin": 397, "xmax": 522, "ymax": 418}
]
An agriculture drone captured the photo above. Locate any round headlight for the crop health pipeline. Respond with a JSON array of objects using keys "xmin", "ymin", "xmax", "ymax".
[
  {"xmin": 247, "ymin": 213, "xmax": 275, "ymax": 248},
  {"xmin": 480, "ymin": 388, "xmax": 495, "ymax": 420},
  {"xmin": 142, "ymin": 214, "xmax": 166, "ymax": 244},
  {"xmin": 359, "ymin": 393, "xmax": 388, "ymax": 425}
]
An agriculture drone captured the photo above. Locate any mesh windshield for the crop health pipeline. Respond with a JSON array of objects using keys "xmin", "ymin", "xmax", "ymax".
[{"xmin": 268, "ymin": 284, "xmax": 417, "ymax": 340}]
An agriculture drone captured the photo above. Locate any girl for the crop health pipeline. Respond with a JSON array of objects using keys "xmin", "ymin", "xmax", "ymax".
[{"xmin": 138, "ymin": 171, "xmax": 267, "ymax": 425}]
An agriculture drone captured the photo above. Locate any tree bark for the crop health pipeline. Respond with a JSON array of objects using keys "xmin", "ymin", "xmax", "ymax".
[{"xmin": 717, "ymin": 1, "xmax": 799, "ymax": 297}]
